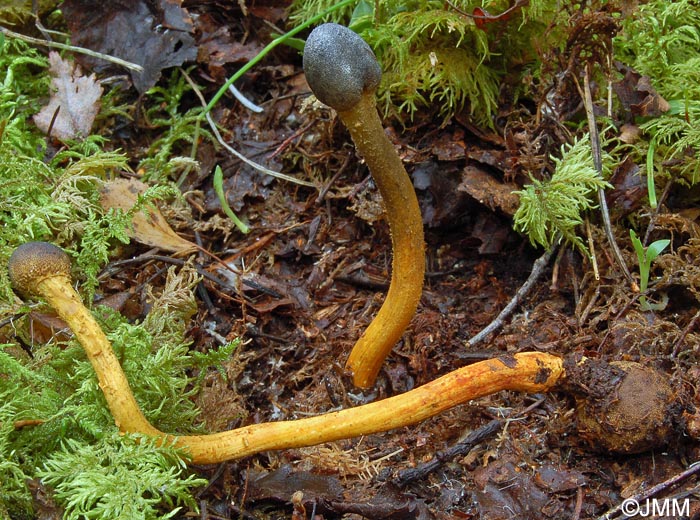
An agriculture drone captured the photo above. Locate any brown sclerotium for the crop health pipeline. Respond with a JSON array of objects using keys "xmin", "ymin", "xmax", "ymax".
[{"xmin": 568, "ymin": 358, "xmax": 681, "ymax": 454}]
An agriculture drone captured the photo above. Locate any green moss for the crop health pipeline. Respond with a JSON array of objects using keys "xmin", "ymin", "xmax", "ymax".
[
  {"xmin": 138, "ymin": 70, "xmax": 213, "ymax": 184},
  {"xmin": 1, "ymin": 265, "xmax": 239, "ymax": 517},
  {"xmin": 513, "ymin": 135, "xmax": 612, "ymax": 254},
  {"xmin": 364, "ymin": 7, "xmax": 496, "ymax": 123},
  {"xmin": 292, "ymin": 0, "xmax": 561, "ymax": 126},
  {"xmin": 0, "ymin": 37, "xmax": 49, "ymax": 156},
  {"xmin": 614, "ymin": 0, "xmax": 700, "ymax": 184},
  {"xmin": 38, "ymin": 434, "xmax": 206, "ymax": 520}
]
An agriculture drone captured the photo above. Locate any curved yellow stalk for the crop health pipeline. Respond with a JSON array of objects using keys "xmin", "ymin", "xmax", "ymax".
[
  {"xmin": 303, "ymin": 23, "xmax": 425, "ymax": 388},
  {"xmin": 9, "ymin": 241, "xmax": 563, "ymax": 464}
]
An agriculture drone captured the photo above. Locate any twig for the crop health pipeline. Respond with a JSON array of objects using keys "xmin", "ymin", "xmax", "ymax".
[
  {"xmin": 466, "ymin": 245, "xmax": 556, "ymax": 348},
  {"xmin": 0, "ymin": 26, "xmax": 144, "ymax": 72},
  {"xmin": 672, "ymin": 308, "xmax": 700, "ymax": 357},
  {"xmin": 104, "ymin": 254, "xmax": 230, "ymax": 288},
  {"xmin": 206, "ymin": 112, "xmax": 317, "ymax": 187},
  {"xmin": 585, "ymin": 218, "xmax": 600, "ymax": 281},
  {"xmin": 316, "ymin": 153, "xmax": 352, "ymax": 203},
  {"xmin": 392, "ymin": 398, "xmax": 546, "ymax": 486},
  {"xmin": 580, "ymin": 65, "xmax": 637, "ymax": 291},
  {"xmin": 596, "ymin": 461, "xmax": 700, "ymax": 520},
  {"xmin": 267, "ymin": 120, "xmax": 315, "ymax": 160},
  {"xmin": 392, "ymin": 418, "xmax": 503, "ymax": 486},
  {"xmin": 573, "ymin": 485, "xmax": 584, "ymax": 520},
  {"xmin": 179, "ymin": 67, "xmax": 317, "ymax": 188}
]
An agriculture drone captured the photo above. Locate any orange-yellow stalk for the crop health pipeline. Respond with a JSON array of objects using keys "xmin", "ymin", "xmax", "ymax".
[
  {"xmin": 338, "ymin": 94, "xmax": 425, "ymax": 388},
  {"xmin": 303, "ymin": 23, "xmax": 425, "ymax": 388},
  {"xmin": 9, "ymin": 242, "xmax": 563, "ymax": 465}
]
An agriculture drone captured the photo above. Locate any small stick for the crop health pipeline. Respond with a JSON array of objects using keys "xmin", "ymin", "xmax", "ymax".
[
  {"xmin": 228, "ymin": 83, "xmax": 264, "ymax": 114},
  {"xmin": 0, "ymin": 26, "xmax": 143, "ymax": 72},
  {"xmin": 580, "ymin": 66, "xmax": 637, "ymax": 291},
  {"xmin": 466, "ymin": 245, "xmax": 556, "ymax": 348},
  {"xmin": 585, "ymin": 218, "xmax": 600, "ymax": 281},
  {"xmin": 672, "ymin": 308, "xmax": 700, "ymax": 357},
  {"xmin": 596, "ymin": 461, "xmax": 700, "ymax": 520},
  {"xmin": 392, "ymin": 418, "xmax": 503, "ymax": 486}
]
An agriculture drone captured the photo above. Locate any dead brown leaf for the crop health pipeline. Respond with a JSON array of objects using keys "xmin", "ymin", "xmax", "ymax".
[
  {"xmin": 457, "ymin": 165, "xmax": 520, "ymax": 216},
  {"xmin": 606, "ymin": 155, "xmax": 646, "ymax": 215},
  {"xmin": 61, "ymin": 0, "xmax": 197, "ymax": 93},
  {"xmin": 614, "ymin": 61, "xmax": 671, "ymax": 117},
  {"xmin": 100, "ymin": 178, "xmax": 197, "ymax": 254},
  {"xmin": 194, "ymin": 12, "xmax": 265, "ymax": 81},
  {"xmin": 33, "ymin": 52, "xmax": 103, "ymax": 141}
]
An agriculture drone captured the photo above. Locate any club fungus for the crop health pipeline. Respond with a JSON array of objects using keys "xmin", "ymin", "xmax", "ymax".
[
  {"xmin": 303, "ymin": 23, "xmax": 425, "ymax": 389},
  {"xmin": 6, "ymin": 241, "xmax": 558, "ymax": 463},
  {"xmin": 9, "ymin": 242, "xmax": 683, "ymax": 464}
]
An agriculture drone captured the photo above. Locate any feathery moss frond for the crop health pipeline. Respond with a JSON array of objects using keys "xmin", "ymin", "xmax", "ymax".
[
  {"xmin": 615, "ymin": 0, "xmax": 700, "ymax": 185},
  {"xmin": 38, "ymin": 435, "xmax": 206, "ymax": 520},
  {"xmin": 138, "ymin": 70, "xmax": 213, "ymax": 183},
  {"xmin": 513, "ymin": 135, "xmax": 612, "ymax": 254},
  {"xmin": 0, "ymin": 266, "xmax": 238, "ymax": 516},
  {"xmin": 615, "ymin": 0, "xmax": 700, "ymax": 97},
  {"xmin": 291, "ymin": 0, "xmax": 560, "ymax": 125},
  {"xmin": 640, "ymin": 103, "xmax": 700, "ymax": 185}
]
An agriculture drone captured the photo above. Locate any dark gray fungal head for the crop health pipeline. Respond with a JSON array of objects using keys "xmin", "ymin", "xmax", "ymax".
[{"xmin": 303, "ymin": 23, "xmax": 382, "ymax": 112}]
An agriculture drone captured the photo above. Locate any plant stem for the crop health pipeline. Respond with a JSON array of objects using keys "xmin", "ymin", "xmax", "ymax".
[
  {"xmin": 0, "ymin": 26, "xmax": 144, "ymax": 72},
  {"xmin": 582, "ymin": 66, "xmax": 637, "ymax": 291},
  {"xmin": 213, "ymin": 165, "xmax": 250, "ymax": 234},
  {"xmin": 202, "ymin": 0, "xmax": 356, "ymax": 116}
]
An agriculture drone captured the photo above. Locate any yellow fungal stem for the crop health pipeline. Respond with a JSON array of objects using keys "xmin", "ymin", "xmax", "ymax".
[
  {"xmin": 29, "ymin": 259, "xmax": 563, "ymax": 465},
  {"xmin": 35, "ymin": 276, "xmax": 161, "ymax": 437},
  {"xmin": 340, "ymin": 93, "xmax": 426, "ymax": 389},
  {"xmin": 175, "ymin": 351, "xmax": 563, "ymax": 463}
]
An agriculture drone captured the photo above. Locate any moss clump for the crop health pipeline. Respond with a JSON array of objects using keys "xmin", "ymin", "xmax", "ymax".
[
  {"xmin": 513, "ymin": 135, "xmax": 612, "ymax": 254},
  {"xmin": 615, "ymin": 0, "xmax": 700, "ymax": 184},
  {"xmin": 1, "ymin": 264, "xmax": 239, "ymax": 518},
  {"xmin": 0, "ymin": 37, "xmax": 233, "ymax": 519},
  {"xmin": 292, "ymin": 0, "xmax": 561, "ymax": 126}
]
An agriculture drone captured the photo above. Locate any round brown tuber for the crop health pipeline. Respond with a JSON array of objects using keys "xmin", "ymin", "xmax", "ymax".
[{"xmin": 573, "ymin": 360, "xmax": 678, "ymax": 454}]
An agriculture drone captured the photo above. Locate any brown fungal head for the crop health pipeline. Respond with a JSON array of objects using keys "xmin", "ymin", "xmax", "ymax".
[
  {"xmin": 303, "ymin": 23, "xmax": 382, "ymax": 112},
  {"xmin": 8, "ymin": 241, "xmax": 72, "ymax": 297}
]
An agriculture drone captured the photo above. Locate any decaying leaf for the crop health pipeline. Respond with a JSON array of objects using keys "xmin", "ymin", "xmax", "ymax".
[
  {"xmin": 33, "ymin": 52, "xmax": 103, "ymax": 141},
  {"xmin": 100, "ymin": 178, "xmax": 197, "ymax": 254},
  {"xmin": 614, "ymin": 62, "xmax": 671, "ymax": 117},
  {"xmin": 61, "ymin": 0, "xmax": 197, "ymax": 93},
  {"xmin": 458, "ymin": 164, "xmax": 520, "ymax": 216}
]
